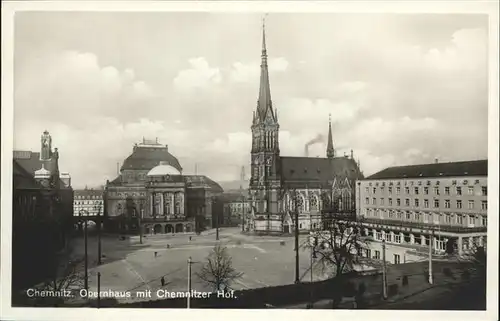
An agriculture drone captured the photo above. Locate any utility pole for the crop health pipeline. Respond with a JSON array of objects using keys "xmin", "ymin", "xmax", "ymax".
[
  {"xmin": 80, "ymin": 210, "xmax": 89, "ymax": 292},
  {"xmin": 97, "ymin": 205, "xmax": 102, "ymax": 265},
  {"xmin": 382, "ymin": 239, "xmax": 387, "ymax": 299},
  {"xmin": 216, "ymin": 199, "xmax": 220, "ymax": 241},
  {"xmin": 187, "ymin": 257, "xmax": 192, "ymax": 309},
  {"xmin": 428, "ymin": 229, "xmax": 434, "ymax": 285},
  {"xmin": 139, "ymin": 208, "xmax": 143, "ymax": 244},
  {"xmin": 97, "ymin": 272, "xmax": 101, "ymax": 308},
  {"xmin": 294, "ymin": 189, "xmax": 300, "ymax": 284}
]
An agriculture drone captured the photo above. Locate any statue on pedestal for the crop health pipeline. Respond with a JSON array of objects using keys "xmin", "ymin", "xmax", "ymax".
[{"xmin": 40, "ymin": 130, "xmax": 52, "ymax": 160}]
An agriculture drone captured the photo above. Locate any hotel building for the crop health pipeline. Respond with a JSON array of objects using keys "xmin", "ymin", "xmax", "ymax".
[{"xmin": 356, "ymin": 160, "xmax": 487, "ymax": 264}]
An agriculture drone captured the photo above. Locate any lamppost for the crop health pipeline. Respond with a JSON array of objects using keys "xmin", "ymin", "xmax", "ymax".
[
  {"xmin": 79, "ymin": 209, "xmax": 89, "ymax": 291},
  {"xmin": 94, "ymin": 203, "xmax": 102, "ymax": 265}
]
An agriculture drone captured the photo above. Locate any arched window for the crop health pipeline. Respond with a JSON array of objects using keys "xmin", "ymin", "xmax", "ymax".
[
  {"xmin": 309, "ymin": 194, "xmax": 318, "ymax": 211},
  {"xmin": 296, "ymin": 194, "xmax": 305, "ymax": 213}
]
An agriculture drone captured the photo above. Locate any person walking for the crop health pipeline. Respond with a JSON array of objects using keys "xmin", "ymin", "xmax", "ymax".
[
  {"xmin": 161, "ymin": 276, "xmax": 165, "ymax": 287},
  {"xmin": 154, "ymin": 251, "xmax": 158, "ymax": 258}
]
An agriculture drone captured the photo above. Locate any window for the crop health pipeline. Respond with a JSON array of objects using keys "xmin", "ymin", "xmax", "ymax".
[
  {"xmin": 482, "ymin": 186, "xmax": 487, "ymax": 196},
  {"xmin": 456, "ymin": 200, "xmax": 462, "ymax": 209},
  {"xmin": 434, "ymin": 199, "xmax": 439, "ymax": 208},
  {"xmin": 394, "ymin": 254, "xmax": 401, "ymax": 264},
  {"xmin": 414, "ymin": 187, "xmax": 419, "ymax": 195},
  {"xmin": 397, "ymin": 198, "xmax": 401, "ymax": 206},
  {"xmin": 376, "ymin": 232, "xmax": 382, "ymax": 240},
  {"xmin": 445, "ymin": 214, "xmax": 451, "ymax": 224},
  {"xmin": 372, "ymin": 198, "xmax": 377, "ymax": 205},
  {"xmin": 386, "ymin": 233, "xmax": 393, "ymax": 242},
  {"xmin": 388, "ymin": 211, "xmax": 394, "ymax": 218},
  {"xmin": 394, "ymin": 235, "xmax": 401, "ymax": 243},
  {"xmin": 456, "ymin": 187, "xmax": 462, "ymax": 196},
  {"xmin": 374, "ymin": 250, "xmax": 381, "ymax": 260},
  {"xmin": 396, "ymin": 187, "xmax": 401, "ymax": 195},
  {"xmin": 389, "ymin": 198, "xmax": 393, "ymax": 206},
  {"xmin": 406, "ymin": 212, "xmax": 412, "ymax": 220},
  {"xmin": 388, "ymin": 187, "xmax": 393, "ymax": 194},
  {"xmin": 424, "ymin": 187, "xmax": 429, "ymax": 195},
  {"xmin": 405, "ymin": 199, "xmax": 410, "ymax": 206},
  {"xmin": 381, "ymin": 187, "xmax": 385, "ymax": 193},
  {"xmin": 468, "ymin": 187, "xmax": 474, "ymax": 195},
  {"xmin": 457, "ymin": 215, "xmax": 463, "ymax": 225},
  {"xmin": 380, "ymin": 198, "xmax": 385, "ymax": 205},
  {"xmin": 481, "ymin": 201, "xmax": 487, "ymax": 210},
  {"xmin": 424, "ymin": 199, "xmax": 429, "ymax": 208},
  {"xmin": 405, "ymin": 187, "xmax": 410, "ymax": 194},
  {"xmin": 397, "ymin": 212, "xmax": 402, "ymax": 220},
  {"xmin": 469, "ymin": 216, "xmax": 474, "ymax": 225},
  {"xmin": 365, "ymin": 249, "xmax": 371, "ymax": 258},
  {"xmin": 365, "ymin": 187, "xmax": 369, "ymax": 193},
  {"xmin": 445, "ymin": 187, "xmax": 450, "ymax": 195},
  {"xmin": 373, "ymin": 187, "xmax": 377, "ymax": 194},
  {"xmin": 365, "ymin": 197, "xmax": 369, "ymax": 205},
  {"xmin": 444, "ymin": 200, "xmax": 450, "ymax": 208},
  {"xmin": 414, "ymin": 199, "xmax": 419, "ymax": 207},
  {"xmin": 482, "ymin": 216, "xmax": 487, "ymax": 226},
  {"xmin": 434, "ymin": 187, "xmax": 440, "ymax": 195},
  {"xmin": 415, "ymin": 212, "xmax": 421, "ymax": 221},
  {"xmin": 468, "ymin": 200, "xmax": 474, "ymax": 209}
]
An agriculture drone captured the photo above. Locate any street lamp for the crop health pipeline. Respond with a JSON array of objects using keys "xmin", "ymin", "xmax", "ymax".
[
  {"xmin": 79, "ymin": 209, "xmax": 89, "ymax": 291},
  {"xmin": 95, "ymin": 203, "xmax": 102, "ymax": 265}
]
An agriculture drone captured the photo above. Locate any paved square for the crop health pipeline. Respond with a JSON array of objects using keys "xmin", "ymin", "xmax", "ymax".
[{"xmin": 72, "ymin": 228, "xmax": 322, "ymax": 303}]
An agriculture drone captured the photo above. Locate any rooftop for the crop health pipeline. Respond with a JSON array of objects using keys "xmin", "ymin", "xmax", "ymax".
[{"xmin": 367, "ymin": 160, "xmax": 488, "ymax": 180}]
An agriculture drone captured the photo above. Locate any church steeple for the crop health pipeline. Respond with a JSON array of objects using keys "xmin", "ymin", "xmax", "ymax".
[
  {"xmin": 256, "ymin": 15, "xmax": 275, "ymax": 124},
  {"xmin": 327, "ymin": 114, "xmax": 335, "ymax": 158}
]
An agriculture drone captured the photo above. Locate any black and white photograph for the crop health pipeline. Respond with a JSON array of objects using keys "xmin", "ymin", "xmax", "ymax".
[{"xmin": 1, "ymin": 1, "xmax": 498, "ymax": 320}]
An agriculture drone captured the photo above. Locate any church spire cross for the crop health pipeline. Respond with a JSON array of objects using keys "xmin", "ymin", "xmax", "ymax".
[{"xmin": 327, "ymin": 114, "xmax": 335, "ymax": 159}]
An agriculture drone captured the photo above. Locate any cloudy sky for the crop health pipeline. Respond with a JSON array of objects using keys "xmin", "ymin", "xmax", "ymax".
[{"xmin": 13, "ymin": 12, "xmax": 488, "ymax": 188}]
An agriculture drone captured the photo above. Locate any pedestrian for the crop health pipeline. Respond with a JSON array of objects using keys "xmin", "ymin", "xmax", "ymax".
[
  {"xmin": 189, "ymin": 236, "xmax": 192, "ymax": 241},
  {"xmin": 161, "ymin": 276, "xmax": 165, "ymax": 287},
  {"xmin": 154, "ymin": 251, "xmax": 158, "ymax": 258}
]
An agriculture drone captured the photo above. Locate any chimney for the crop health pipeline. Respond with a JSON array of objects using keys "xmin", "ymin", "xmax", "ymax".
[
  {"xmin": 304, "ymin": 145, "xmax": 309, "ymax": 157},
  {"xmin": 435, "ymin": 158, "xmax": 439, "ymax": 164},
  {"xmin": 165, "ymin": 144, "xmax": 168, "ymax": 151}
]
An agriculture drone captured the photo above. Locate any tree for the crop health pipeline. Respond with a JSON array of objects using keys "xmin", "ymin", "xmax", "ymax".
[
  {"xmin": 196, "ymin": 244, "xmax": 243, "ymax": 291},
  {"xmin": 307, "ymin": 217, "xmax": 367, "ymax": 308},
  {"xmin": 309, "ymin": 218, "xmax": 367, "ymax": 278}
]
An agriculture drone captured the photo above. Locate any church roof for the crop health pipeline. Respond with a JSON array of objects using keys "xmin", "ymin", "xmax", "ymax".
[
  {"xmin": 121, "ymin": 146, "xmax": 182, "ymax": 172},
  {"xmin": 280, "ymin": 156, "xmax": 363, "ymax": 187},
  {"xmin": 367, "ymin": 160, "xmax": 488, "ymax": 180}
]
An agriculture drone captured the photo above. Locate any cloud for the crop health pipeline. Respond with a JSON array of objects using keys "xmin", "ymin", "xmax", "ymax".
[
  {"xmin": 173, "ymin": 57, "xmax": 222, "ymax": 92},
  {"xmin": 13, "ymin": 14, "xmax": 488, "ymax": 186}
]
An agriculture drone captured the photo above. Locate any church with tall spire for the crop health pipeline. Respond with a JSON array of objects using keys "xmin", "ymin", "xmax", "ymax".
[{"xmin": 247, "ymin": 18, "xmax": 364, "ymax": 234}]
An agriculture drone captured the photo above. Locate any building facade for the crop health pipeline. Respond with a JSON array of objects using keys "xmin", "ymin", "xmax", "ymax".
[
  {"xmin": 248, "ymin": 24, "xmax": 364, "ymax": 234},
  {"xmin": 356, "ymin": 160, "xmax": 488, "ymax": 263},
  {"xmin": 12, "ymin": 131, "xmax": 74, "ymax": 292},
  {"xmin": 105, "ymin": 139, "xmax": 223, "ymax": 234},
  {"xmin": 217, "ymin": 192, "xmax": 250, "ymax": 227}
]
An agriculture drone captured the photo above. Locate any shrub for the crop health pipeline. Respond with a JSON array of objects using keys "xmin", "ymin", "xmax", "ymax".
[
  {"xmin": 388, "ymin": 284, "xmax": 399, "ymax": 296},
  {"xmin": 402, "ymin": 275, "xmax": 409, "ymax": 286}
]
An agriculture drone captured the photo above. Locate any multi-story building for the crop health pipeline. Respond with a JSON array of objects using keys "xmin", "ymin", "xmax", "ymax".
[
  {"xmin": 247, "ymin": 23, "xmax": 364, "ymax": 234},
  {"xmin": 218, "ymin": 192, "xmax": 250, "ymax": 227},
  {"xmin": 73, "ymin": 188, "xmax": 104, "ymax": 218},
  {"xmin": 356, "ymin": 160, "xmax": 488, "ymax": 264},
  {"xmin": 12, "ymin": 131, "xmax": 74, "ymax": 292},
  {"xmin": 105, "ymin": 138, "xmax": 223, "ymax": 234}
]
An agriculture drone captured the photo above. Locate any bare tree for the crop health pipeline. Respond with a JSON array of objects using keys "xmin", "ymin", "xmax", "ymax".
[
  {"xmin": 40, "ymin": 256, "xmax": 85, "ymax": 293},
  {"xmin": 309, "ymin": 218, "xmax": 367, "ymax": 278},
  {"xmin": 196, "ymin": 244, "xmax": 243, "ymax": 291}
]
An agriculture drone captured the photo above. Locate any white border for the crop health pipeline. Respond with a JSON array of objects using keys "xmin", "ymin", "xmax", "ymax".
[{"xmin": 1, "ymin": 1, "xmax": 498, "ymax": 321}]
